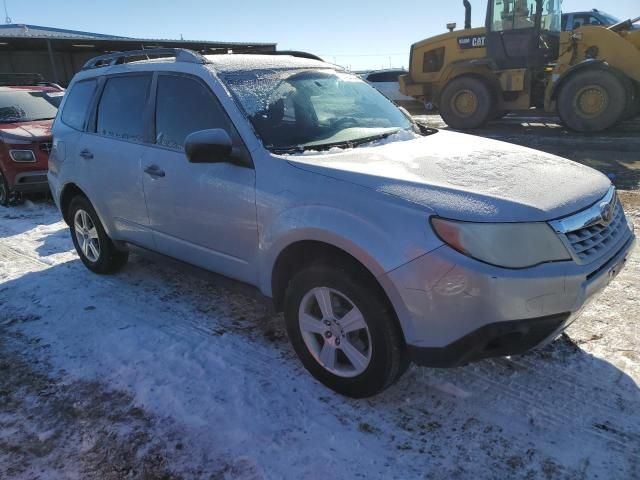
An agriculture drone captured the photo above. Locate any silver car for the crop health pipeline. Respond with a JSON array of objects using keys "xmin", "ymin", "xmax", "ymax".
[{"xmin": 48, "ymin": 49, "xmax": 636, "ymax": 398}]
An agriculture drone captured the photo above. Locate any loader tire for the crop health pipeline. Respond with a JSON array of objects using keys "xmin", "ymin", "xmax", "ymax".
[
  {"xmin": 620, "ymin": 80, "xmax": 640, "ymax": 122},
  {"xmin": 557, "ymin": 69, "xmax": 626, "ymax": 132},
  {"xmin": 439, "ymin": 77, "xmax": 494, "ymax": 130}
]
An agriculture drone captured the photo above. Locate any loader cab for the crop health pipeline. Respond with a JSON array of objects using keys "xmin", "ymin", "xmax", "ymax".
[{"xmin": 485, "ymin": 0, "xmax": 562, "ymax": 69}]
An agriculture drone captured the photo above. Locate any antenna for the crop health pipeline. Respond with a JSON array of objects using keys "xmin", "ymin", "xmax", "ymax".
[{"xmin": 3, "ymin": 0, "xmax": 11, "ymax": 24}]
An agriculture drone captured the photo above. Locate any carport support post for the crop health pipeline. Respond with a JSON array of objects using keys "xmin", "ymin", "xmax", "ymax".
[{"xmin": 46, "ymin": 40, "xmax": 60, "ymax": 84}]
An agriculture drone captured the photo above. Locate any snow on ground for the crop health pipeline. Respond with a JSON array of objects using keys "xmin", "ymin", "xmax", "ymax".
[{"xmin": 1, "ymin": 196, "xmax": 639, "ymax": 479}]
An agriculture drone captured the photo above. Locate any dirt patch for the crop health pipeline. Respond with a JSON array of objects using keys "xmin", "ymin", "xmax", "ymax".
[{"xmin": 0, "ymin": 330, "xmax": 223, "ymax": 480}]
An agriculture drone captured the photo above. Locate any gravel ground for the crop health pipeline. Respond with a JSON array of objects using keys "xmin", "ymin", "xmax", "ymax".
[{"xmin": 1, "ymin": 118, "xmax": 639, "ymax": 479}]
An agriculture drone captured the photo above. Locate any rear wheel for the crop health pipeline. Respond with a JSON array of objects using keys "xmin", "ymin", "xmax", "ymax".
[
  {"xmin": 439, "ymin": 76, "xmax": 494, "ymax": 130},
  {"xmin": 0, "ymin": 170, "xmax": 9, "ymax": 207},
  {"xmin": 68, "ymin": 196, "xmax": 129, "ymax": 274},
  {"xmin": 620, "ymin": 79, "xmax": 640, "ymax": 122},
  {"xmin": 284, "ymin": 263, "xmax": 408, "ymax": 398},
  {"xmin": 557, "ymin": 69, "xmax": 626, "ymax": 132}
]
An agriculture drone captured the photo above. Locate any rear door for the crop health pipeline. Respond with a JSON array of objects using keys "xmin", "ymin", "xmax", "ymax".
[
  {"xmin": 76, "ymin": 73, "xmax": 154, "ymax": 247},
  {"xmin": 141, "ymin": 73, "xmax": 258, "ymax": 284}
]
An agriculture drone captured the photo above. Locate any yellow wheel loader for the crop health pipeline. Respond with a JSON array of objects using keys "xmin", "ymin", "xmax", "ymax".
[{"xmin": 399, "ymin": 0, "xmax": 640, "ymax": 132}]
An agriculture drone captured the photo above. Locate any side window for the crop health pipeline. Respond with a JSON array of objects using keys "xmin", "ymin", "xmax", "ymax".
[
  {"xmin": 423, "ymin": 48, "xmax": 445, "ymax": 73},
  {"xmin": 367, "ymin": 71, "xmax": 404, "ymax": 83},
  {"xmin": 96, "ymin": 75, "xmax": 151, "ymax": 142},
  {"xmin": 61, "ymin": 79, "xmax": 97, "ymax": 131},
  {"xmin": 491, "ymin": 0, "xmax": 534, "ymax": 31},
  {"xmin": 587, "ymin": 15, "xmax": 602, "ymax": 26},
  {"xmin": 154, "ymin": 75, "xmax": 232, "ymax": 151}
]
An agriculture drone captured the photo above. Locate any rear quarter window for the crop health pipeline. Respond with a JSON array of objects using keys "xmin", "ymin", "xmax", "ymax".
[{"xmin": 61, "ymin": 79, "xmax": 97, "ymax": 131}]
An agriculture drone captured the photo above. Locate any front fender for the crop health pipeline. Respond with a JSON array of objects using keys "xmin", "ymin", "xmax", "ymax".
[
  {"xmin": 549, "ymin": 59, "xmax": 607, "ymax": 101},
  {"xmin": 258, "ymin": 201, "xmax": 441, "ymax": 297}
]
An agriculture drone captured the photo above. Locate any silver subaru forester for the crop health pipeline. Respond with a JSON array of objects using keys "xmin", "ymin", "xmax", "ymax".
[{"xmin": 48, "ymin": 49, "xmax": 636, "ymax": 397}]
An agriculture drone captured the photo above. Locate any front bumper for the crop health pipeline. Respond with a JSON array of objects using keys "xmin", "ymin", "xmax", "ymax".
[
  {"xmin": 13, "ymin": 171, "xmax": 50, "ymax": 194},
  {"xmin": 385, "ymin": 222, "xmax": 635, "ymax": 368}
]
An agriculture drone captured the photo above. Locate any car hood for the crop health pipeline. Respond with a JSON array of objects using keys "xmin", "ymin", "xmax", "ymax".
[
  {"xmin": 284, "ymin": 130, "xmax": 611, "ymax": 222},
  {"xmin": 0, "ymin": 119, "xmax": 53, "ymax": 143}
]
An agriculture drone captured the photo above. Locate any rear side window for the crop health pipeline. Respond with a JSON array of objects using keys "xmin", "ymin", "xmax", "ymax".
[
  {"xmin": 61, "ymin": 79, "xmax": 97, "ymax": 130},
  {"xmin": 154, "ymin": 75, "xmax": 231, "ymax": 151},
  {"xmin": 97, "ymin": 75, "xmax": 151, "ymax": 142}
]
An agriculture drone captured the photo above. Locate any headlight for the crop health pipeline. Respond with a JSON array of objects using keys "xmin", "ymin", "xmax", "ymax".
[
  {"xmin": 431, "ymin": 217, "xmax": 571, "ymax": 268},
  {"xmin": 9, "ymin": 150, "xmax": 36, "ymax": 162}
]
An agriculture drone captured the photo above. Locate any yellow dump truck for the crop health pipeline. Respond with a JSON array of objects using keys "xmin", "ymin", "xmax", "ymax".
[{"xmin": 399, "ymin": 0, "xmax": 640, "ymax": 132}]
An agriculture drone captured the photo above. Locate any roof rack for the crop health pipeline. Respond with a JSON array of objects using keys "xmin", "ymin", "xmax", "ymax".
[
  {"xmin": 0, "ymin": 72, "xmax": 45, "ymax": 86},
  {"xmin": 82, "ymin": 48, "xmax": 209, "ymax": 70},
  {"xmin": 267, "ymin": 50, "xmax": 324, "ymax": 62}
]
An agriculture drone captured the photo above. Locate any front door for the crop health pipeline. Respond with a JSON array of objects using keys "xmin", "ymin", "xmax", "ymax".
[
  {"xmin": 141, "ymin": 73, "xmax": 258, "ymax": 284},
  {"xmin": 486, "ymin": 0, "xmax": 560, "ymax": 69}
]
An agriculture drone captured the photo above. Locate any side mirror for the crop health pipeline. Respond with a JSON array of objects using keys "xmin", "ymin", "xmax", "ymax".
[{"xmin": 184, "ymin": 128, "xmax": 233, "ymax": 163}]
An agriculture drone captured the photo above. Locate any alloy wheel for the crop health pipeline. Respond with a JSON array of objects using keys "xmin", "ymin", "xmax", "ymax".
[
  {"xmin": 74, "ymin": 209, "xmax": 101, "ymax": 262},
  {"xmin": 298, "ymin": 287, "xmax": 372, "ymax": 378}
]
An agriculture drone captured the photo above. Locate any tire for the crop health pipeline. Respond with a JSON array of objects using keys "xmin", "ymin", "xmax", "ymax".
[
  {"xmin": 490, "ymin": 109, "xmax": 507, "ymax": 121},
  {"xmin": 68, "ymin": 196, "xmax": 129, "ymax": 274},
  {"xmin": 557, "ymin": 69, "xmax": 627, "ymax": 132},
  {"xmin": 0, "ymin": 170, "xmax": 9, "ymax": 207},
  {"xmin": 284, "ymin": 263, "xmax": 408, "ymax": 398},
  {"xmin": 620, "ymin": 80, "xmax": 640, "ymax": 122},
  {"xmin": 439, "ymin": 76, "xmax": 494, "ymax": 130}
]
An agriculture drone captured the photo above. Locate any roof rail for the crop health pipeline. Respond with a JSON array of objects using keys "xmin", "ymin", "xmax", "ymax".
[
  {"xmin": 267, "ymin": 50, "xmax": 324, "ymax": 62},
  {"xmin": 82, "ymin": 48, "xmax": 209, "ymax": 70},
  {"xmin": 0, "ymin": 72, "xmax": 45, "ymax": 86}
]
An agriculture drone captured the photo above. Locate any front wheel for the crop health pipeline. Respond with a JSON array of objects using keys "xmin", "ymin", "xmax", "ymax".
[
  {"xmin": 284, "ymin": 263, "xmax": 408, "ymax": 398},
  {"xmin": 439, "ymin": 76, "xmax": 494, "ymax": 130},
  {"xmin": 68, "ymin": 196, "xmax": 129, "ymax": 274}
]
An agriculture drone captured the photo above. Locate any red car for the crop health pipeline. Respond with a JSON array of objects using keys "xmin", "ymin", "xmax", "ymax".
[{"xmin": 0, "ymin": 77, "xmax": 64, "ymax": 206}]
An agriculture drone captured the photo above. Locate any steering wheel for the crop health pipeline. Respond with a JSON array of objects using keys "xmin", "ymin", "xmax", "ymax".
[{"xmin": 331, "ymin": 117, "xmax": 359, "ymax": 130}]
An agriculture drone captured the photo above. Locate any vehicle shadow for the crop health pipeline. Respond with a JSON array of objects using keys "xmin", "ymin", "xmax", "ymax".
[{"xmin": 1, "ymin": 245, "xmax": 638, "ymax": 479}]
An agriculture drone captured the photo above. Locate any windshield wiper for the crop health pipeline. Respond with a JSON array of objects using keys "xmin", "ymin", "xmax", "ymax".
[
  {"xmin": 298, "ymin": 129, "xmax": 403, "ymax": 152},
  {"xmin": 269, "ymin": 145, "xmax": 307, "ymax": 154},
  {"xmin": 2, "ymin": 117, "xmax": 54, "ymax": 123}
]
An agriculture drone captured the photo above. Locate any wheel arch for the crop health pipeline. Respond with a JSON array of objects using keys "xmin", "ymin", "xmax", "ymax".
[
  {"xmin": 436, "ymin": 64, "xmax": 500, "ymax": 107},
  {"xmin": 59, "ymin": 183, "xmax": 115, "ymax": 239},
  {"xmin": 550, "ymin": 60, "xmax": 630, "ymax": 101},
  {"xmin": 269, "ymin": 238, "xmax": 384, "ymax": 310},
  {"xmin": 60, "ymin": 182, "xmax": 89, "ymax": 225},
  {"xmin": 270, "ymin": 238, "xmax": 410, "ymax": 344}
]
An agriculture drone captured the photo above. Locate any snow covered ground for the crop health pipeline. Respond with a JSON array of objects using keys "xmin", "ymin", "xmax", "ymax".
[{"xmin": 1, "ymin": 195, "xmax": 639, "ymax": 479}]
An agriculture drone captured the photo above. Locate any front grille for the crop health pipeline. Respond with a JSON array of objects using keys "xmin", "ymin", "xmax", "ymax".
[
  {"xmin": 564, "ymin": 200, "xmax": 629, "ymax": 265},
  {"xmin": 39, "ymin": 142, "xmax": 52, "ymax": 154}
]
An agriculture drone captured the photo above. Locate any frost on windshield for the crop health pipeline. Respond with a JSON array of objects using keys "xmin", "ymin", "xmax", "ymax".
[
  {"xmin": 0, "ymin": 92, "xmax": 58, "ymax": 123},
  {"xmin": 222, "ymin": 69, "xmax": 414, "ymax": 151}
]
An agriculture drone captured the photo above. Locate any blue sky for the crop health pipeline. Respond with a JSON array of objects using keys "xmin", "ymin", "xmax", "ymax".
[{"xmin": 5, "ymin": 0, "xmax": 639, "ymax": 70}]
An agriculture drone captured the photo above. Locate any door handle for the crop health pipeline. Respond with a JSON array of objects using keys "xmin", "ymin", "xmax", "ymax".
[
  {"xmin": 79, "ymin": 148, "xmax": 93, "ymax": 160},
  {"xmin": 144, "ymin": 165, "xmax": 166, "ymax": 178}
]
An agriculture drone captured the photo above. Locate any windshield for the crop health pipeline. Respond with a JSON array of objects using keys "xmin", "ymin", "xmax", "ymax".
[
  {"xmin": 491, "ymin": 0, "xmax": 562, "ymax": 32},
  {"xmin": 222, "ymin": 69, "xmax": 414, "ymax": 152},
  {"xmin": 541, "ymin": 0, "xmax": 562, "ymax": 32},
  {"xmin": 0, "ymin": 91, "xmax": 59, "ymax": 123},
  {"xmin": 599, "ymin": 12, "xmax": 620, "ymax": 25}
]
